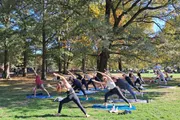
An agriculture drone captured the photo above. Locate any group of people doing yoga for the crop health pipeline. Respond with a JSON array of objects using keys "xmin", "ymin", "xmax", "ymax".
[{"xmin": 32, "ymin": 69, "xmax": 145, "ymax": 117}]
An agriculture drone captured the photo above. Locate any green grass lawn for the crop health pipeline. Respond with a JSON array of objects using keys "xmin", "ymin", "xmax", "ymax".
[
  {"xmin": 0, "ymin": 74, "xmax": 180, "ymax": 120},
  {"xmin": 141, "ymin": 73, "xmax": 180, "ymax": 79}
]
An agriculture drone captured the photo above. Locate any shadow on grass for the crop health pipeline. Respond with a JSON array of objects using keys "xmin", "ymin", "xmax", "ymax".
[
  {"xmin": 14, "ymin": 114, "xmax": 83, "ymax": 118},
  {"xmin": 142, "ymin": 91, "xmax": 170, "ymax": 100},
  {"xmin": 145, "ymin": 79, "xmax": 180, "ymax": 88}
]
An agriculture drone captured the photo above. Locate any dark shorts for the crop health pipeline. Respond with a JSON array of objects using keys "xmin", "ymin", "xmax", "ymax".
[{"xmin": 36, "ymin": 84, "xmax": 45, "ymax": 89}]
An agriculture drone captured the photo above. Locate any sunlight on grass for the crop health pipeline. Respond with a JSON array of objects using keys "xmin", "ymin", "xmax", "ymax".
[{"xmin": 0, "ymin": 75, "xmax": 180, "ymax": 120}]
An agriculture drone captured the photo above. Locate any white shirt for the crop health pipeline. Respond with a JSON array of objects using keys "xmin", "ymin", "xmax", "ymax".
[{"xmin": 106, "ymin": 80, "xmax": 116, "ymax": 89}]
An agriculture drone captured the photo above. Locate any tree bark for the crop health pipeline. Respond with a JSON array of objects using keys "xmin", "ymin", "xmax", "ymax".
[
  {"xmin": 23, "ymin": 49, "xmax": 27, "ymax": 77},
  {"xmin": 97, "ymin": 48, "xmax": 109, "ymax": 79},
  {"xmin": 82, "ymin": 57, "xmax": 86, "ymax": 73},
  {"xmin": 4, "ymin": 48, "xmax": 8, "ymax": 71},
  {"xmin": 105, "ymin": 0, "xmax": 111, "ymax": 22},
  {"xmin": 118, "ymin": 57, "xmax": 122, "ymax": 71},
  {"xmin": 63, "ymin": 54, "xmax": 67, "ymax": 74},
  {"xmin": 41, "ymin": 23, "xmax": 46, "ymax": 80},
  {"xmin": 58, "ymin": 58, "xmax": 62, "ymax": 73}
]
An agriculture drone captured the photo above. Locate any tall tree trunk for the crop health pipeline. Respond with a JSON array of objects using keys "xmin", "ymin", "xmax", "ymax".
[
  {"xmin": 67, "ymin": 61, "xmax": 69, "ymax": 71},
  {"xmin": 118, "ymin": 57, "xmax": 122, "ymax": 71},
  {"xmin": 97, "ymin": 0, "xmax": 111, "ymax": 76},
  {"xmin": 105, "ymin": 0, "xmax": 111, "ymax": 23},
  {"xmin": 58, "ymin": 58, "xmax": 62, "ymax": 73},
  {"xmin": 23, "ymin": 49, "xmax": 27, "ymax": 77},
  {"xmin": 97, "ymin": 48, "xmax": 109, "ymax": 79},
  {"xmin": 82, "ymin": 56, "xmax": 86, "ymax": 73},
  {"xmin": 58, "ymin": 41, "xmax": 62, "ymax": 73},
  {"xmin": 4, "ymin": 46, "xmax": 10, "ymax": 79},
  {"xmin": 97, "ymin": 55, "xmax": 100, "ymax": 70},
  {"xmin": 4, "ymin": 48, "xmax": 8, "ymax": 70},
  {"xmin": 63, "ymin": 54, "xmax": 67, "ymax": 74},
  {"xmin": 41, "ymin": 24, "xmax": 46, "ymax": 80},
  {"xmin": 41, "ymin": 0, "xmax": 47, "ymax": 80},
  {"xmin": 46, "ymin": 59, "xmax": 48, "ymax": 73}
]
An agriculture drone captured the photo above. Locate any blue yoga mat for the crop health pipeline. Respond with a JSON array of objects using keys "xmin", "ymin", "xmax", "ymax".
[
  {"xmin": 112, "ymin": 99, "xmax": 147, "ymax": 103},
  {"xmin": 89, "ymin": 88, "xmax": 108, "ymax": 92},
  {"xmin": 79, "ymin": 97, "xmax": 95, "ymax": 101},
  {"xmin": 26, "ymin": 94, "xmax": 53, "ymax": 99},
  {"xmin": 89, "ymin": 88, "xmax": 102, "ymax": 91},
  {"xmin": 76, "ymin": 90, "xmax": 97, "ymax": 96},
  {"xmin": 92, "ymin": 104, "xmax": 136, "ymax": 111}
]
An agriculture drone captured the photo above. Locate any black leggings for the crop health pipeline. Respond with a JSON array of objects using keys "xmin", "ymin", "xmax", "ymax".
[
  {"xmin": 126, "ymin": 85, "xmax": 137, "ymax": 100},
  {"xmin": 81, "ymin": 79, "xmax": 88, "ymax": 90},
  {"xmin": 134, "ymin": 78, "xmax": 142, "ymax": 86},
  {"xmin": 74, "ymin": 86, "xmax": 87, "ymax": 96},
  {"xmin": 127, "ymin": 80, "xmax": 140, "ymax": 92},
  {"xmin": 105, "ymin": 86, "xmax": 130, "ymax": 105},
  {"xmin": 87, "ymin": 79, "xmax": 97, "ymax": 90},
  {"xmin": 58, "ymin": 93, "xmax": 86, "ymax": 115}
]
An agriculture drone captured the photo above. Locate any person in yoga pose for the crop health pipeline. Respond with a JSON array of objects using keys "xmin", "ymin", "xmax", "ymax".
[
  {"xmin": 74, "ymin": 73, "xmax": 88, "ymax": 90},
  {"xmin": 114, "ymin": 77, "xmax": 137, "ymax": 101},
  {"xmin": 129, "ymin": 72, "xmax": 144, "ymax": 87},
  {"xmin": 53, "ymin": 73, "xmax": 90, "ymax": 117},
  {"xmin": 96, "ymin": 71, "xmax": 132, "ymax": 108},
  {"xmin": 32, "ymin": 69, "xmax": 50, "ymax": 97},
  {"xmin": 122, "ymin": 73, "xmax": 140, "ymax": 92},
  {"xmin": 85, "ymin": 73, "xmax": 104, "ymax": 90},
  {"xmin": 68, "ymin": 70, "xmax": 88, "ymax": 100}
]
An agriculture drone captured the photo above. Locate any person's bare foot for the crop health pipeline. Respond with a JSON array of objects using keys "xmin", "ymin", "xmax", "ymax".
[
  {"xmin": 129, "ymin": 104, "xmax": 132, "ymax": 108},
  {"xmin": 104, "ymin": 103, "xmax": 108, "ymax": 108},
  {"xmin": 55, "ymin": 113, "xmax": 60, "ymax": 116},
  {"xmin": 86, "ymin": 114, "xmax": 90, "ymax": 117}
]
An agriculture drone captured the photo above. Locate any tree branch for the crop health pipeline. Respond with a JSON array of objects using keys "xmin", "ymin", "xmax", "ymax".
[{"xmin": 116, "ymin": 0, "xmax": 141, "ymax": 26}]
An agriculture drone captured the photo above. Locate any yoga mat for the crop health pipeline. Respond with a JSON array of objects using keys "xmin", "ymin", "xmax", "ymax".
[
  {"xmin": 111, "ymin": 99, "xmax": 148, "ymax": 103},
  {"xmin": 125, "ymin": 91, "xmax": 144, "ymax": 96},
  {"xmin": 142, "ymin": 84, "xmax": 149, "ymax": 87},
  {"xmin": 92, "ymin": 104, "xmax": 136, "ymax": 111},
  {"xmin": 89, "ymin": 88, "xmax": 108, "ymax": 92},
  {"xmin": 76, "ymin": 90, "xmax": 97, "ymax": 96},
  {"xmin": 79, "ymin": 97, "xmax": 95, "ymax": 101},
  {"xmin": 158, "ymin": 86, "xmax": 176, "ymax": 89},
  {"xmin": 26, "ymin": 93, "xmax": 53, "ymax": 99},
  {"xmin": 89, "ymin": 88, "xmax": 102, "ymax": 91}
]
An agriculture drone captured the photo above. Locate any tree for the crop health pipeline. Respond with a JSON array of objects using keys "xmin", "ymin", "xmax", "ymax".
[{"xmin": 94, "ymin": 0, "xmax": 176, "ymax": 74}]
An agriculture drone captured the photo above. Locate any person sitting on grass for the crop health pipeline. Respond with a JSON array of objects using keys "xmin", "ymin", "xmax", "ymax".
[
  {"xmin": 156, "ymin": 70, "xmax": 167, "ymax": 85},
  {"xmin": 164, "ymin": 71, "xmax": 173, "ymax": 81},
  {"xmin": 53, "ymin": 73, "xmax": 90, "ymax": 117},
  {"xmin": 32, "ymin": 69, "xmax": 50, "ymax": 97}
]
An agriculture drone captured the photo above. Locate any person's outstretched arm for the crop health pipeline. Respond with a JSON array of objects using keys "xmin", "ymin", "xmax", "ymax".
[
  {"xmin": 96, "ymin": 71, "xmax": 113, "ymax": 82},
  {"xmin": 104, "ymin": 69, "xmax": 112, "ymax": 76},
  {"xmin": 53, "ymin": 73, "xmax": 70, "ymax": 87},
  {"xmin": 32, "ymin": 67, "xmax": 38, "ymax": 76},
  {"xmin": 67, "ymin": 70, "xmax": 76, "ymax": 79}
]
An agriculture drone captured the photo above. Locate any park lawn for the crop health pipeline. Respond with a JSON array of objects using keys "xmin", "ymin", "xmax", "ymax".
[
  {"xmin": 0, "ymin": 75, "xmax": 180, "ymax": 120},
  {"xmin": 141, "ymin": 73, "xmax": 180, "ymax": 79}
]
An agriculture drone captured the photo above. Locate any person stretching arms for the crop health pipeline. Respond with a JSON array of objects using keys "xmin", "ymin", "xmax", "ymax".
[
  {"xmin": 32, "ymin": 68, "xmax": 50, "ymax": 97},
  {"xmin": 53, "ymin": 73, "xmax": 90, "ymax": 117},
  {"xmin": 68, "ymin": 70, "xmax": 88, "ymax": 100},
  {"xmin": 96, "ymin": 71, "xmax": 132, "ymax": 108}
]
